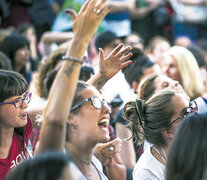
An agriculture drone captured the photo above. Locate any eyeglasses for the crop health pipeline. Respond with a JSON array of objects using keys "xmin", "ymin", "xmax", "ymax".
[
  {"xmin": 0, "ymin": 92, "xmax": 32, "ymax": 108},
  {"xmin": 168, "ymin": 100, "xmax": 198, "ymax": 126},
  {"xmin": 71, "ymin": 96, "xmax": 111, "ymax": 113}
]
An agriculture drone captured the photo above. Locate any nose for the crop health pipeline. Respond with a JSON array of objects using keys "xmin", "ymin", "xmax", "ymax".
[
  {"xmin": 102, "ymin": 101, "xmax": 111, "ymax": 114},
  {"xmin": 21, "ymin": 99, "xmax": 28, "ymax": 109}
]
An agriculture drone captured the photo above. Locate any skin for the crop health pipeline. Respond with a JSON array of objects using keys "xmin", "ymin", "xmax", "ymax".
[
  {"xmin": 58, "ymin": 162, "xmax": 82, "ymax": 180},
  {"xmin": 151, "ymin": 41, "xmax": 170, "ymax": 67},
  {"xmin": 154, "ymin": 74, "xmax": 186, "ymax": 96},
  {"xmin": 14, "ymin": 46, "xmax": 30, "ymax": 72},
  {"xmin": 68, "ymin": 86, "xmax": 111, "ymax": 148},
  {"xmin": 0, "ymin": 95, "xmax": 28, "ymax": 129},
  {"xmin": 151, "ymin": 93, "xmax": 190, "ymax": 166},
  {"xmin": 0, "ymin": 94, "xmax": 28, "ymax": 159},
  {"xmin": 125, "ymin": 34, "xmax": 144, "ymax": 50},
  {"xmin": 162, "ymin": 54, "xmax": 181, "ymax": 82}
]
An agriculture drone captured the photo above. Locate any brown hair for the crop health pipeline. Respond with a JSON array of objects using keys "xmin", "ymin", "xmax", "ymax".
[{"xmin": 124, "ymin": 89, "xmax": 176, "ymax": 145}]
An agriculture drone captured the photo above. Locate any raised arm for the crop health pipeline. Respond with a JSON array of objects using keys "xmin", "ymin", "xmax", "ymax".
[
  {"xmin": 36, "ymin": 0, "xmax": 110, "ymax": 154},
  {"xmin": 87, "ymin": 43, "xmax": 132, "ymax": 90}
]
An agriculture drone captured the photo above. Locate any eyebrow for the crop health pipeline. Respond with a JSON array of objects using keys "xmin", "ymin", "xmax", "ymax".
[{"xmin": 180, "ymin": 106, "xmax": 188, "ymax": 116}]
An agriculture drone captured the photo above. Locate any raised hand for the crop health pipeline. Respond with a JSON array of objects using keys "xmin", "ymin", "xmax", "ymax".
[
  {"xmin": 65, "ymin": 0, "xmax": 110, "ymax": 43},
  {"xmin": 94, "ymin": 138, "xmax": 122, "ymax": 163},
  {"xmin": 99, "ymin": 43, "xmax": 132, "ymax": 80}
]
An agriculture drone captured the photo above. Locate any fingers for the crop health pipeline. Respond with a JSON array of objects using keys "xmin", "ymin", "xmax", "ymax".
[
  {"xmin": 119, "ymin": 52, "xmax": 133, "ymax": 63},
  {"xmin": 110, "ymin": 43, "xmax": 124, "ymax": 56},
  {"xmin": 99, "ymin": 48, "xmax": 104, "ymax": 60},
  {"xmin": 116, "ymin": 46, "xmax": 132, "ymax": 58},
  {"xmin": 79, "ymin": 0, "xmax": 93, "ymax": 14},
  {"xmin": 98, "ymin": 6, "xmax": 111, "ymax": 20},
  {"xmin": 65, "ymin": 9, "xmax": 77, "ymax": 22}
]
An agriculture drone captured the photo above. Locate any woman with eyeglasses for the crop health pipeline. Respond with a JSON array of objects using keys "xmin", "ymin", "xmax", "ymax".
[
  {"xmin": 124, "ymin": 89, "xmax": 198, "ymax": 180},
  {"xmin": 35, "ymin": 0, "xmax": 132, "ymax": 179},
  {"xmin": 0, "ymin": 70, "xmax": 32, "ymax": 180}
]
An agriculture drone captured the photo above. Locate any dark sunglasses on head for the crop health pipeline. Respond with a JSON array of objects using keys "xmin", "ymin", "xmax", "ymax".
[{"xmin": 168, "ymin": 100, "xmax": 198, "ymax": 126}]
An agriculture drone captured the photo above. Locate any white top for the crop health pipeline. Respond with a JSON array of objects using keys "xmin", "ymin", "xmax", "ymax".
[
  {"xmin": 194, "ymin": 97, "xmax": 207, "ymax": 113},
  {"xmin": 169, "ymin": 0, "xmax": 207, "ymax": 23},
  {"xmin": 133, "ymin": 146, "xmax": 166, "ymax": 180},
  {"xmin": 79, "ymin": 156, "xmax": 108, "ymax": 180}
]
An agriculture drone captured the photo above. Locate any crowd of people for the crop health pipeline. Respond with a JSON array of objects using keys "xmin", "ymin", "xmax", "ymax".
[{"xmin": 0, "ymin": 0, "xmax": 207, "ymax": 180}]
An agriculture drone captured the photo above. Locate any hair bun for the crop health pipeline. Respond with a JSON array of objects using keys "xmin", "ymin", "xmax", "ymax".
[{"xmin": 135, "ymin": 98, "xmax": 146, "ymax": 127}]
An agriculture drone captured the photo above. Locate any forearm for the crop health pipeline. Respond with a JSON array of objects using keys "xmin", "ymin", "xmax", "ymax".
[
  {"xmin": 87, "ymin": 72, "xmax": 109, "ymax": 90},
  {"xmin": 107, "ymin": 0, "xmax": 135, "ymax": 12},
  {"xmin": 41, "ymin": 32, "xmax": 74, "ymax": 45},
  {"xmin": 104, "ymin": 155, "xmax": 127, "ymax": 180},
  {"xmin": 130, "ymin": 5, "xmax": 157, "ymax": 19},
  {"xmin": 38, "ymin": 38, "xmax": 86, "ymax": 153},
  {"xmin": 178, "ymin": 0, "xmax": 206, "ymax": 5}
]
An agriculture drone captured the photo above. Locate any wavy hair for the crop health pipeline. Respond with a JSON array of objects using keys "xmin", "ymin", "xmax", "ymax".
[{"xmin": 124, "ymin": 89, "xmax": 176, "ymax": 145}]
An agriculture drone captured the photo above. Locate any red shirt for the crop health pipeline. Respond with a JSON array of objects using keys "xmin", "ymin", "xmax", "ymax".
[{"xmin": 0, "ymin": 117, "xmax": 32, "ymax": 180}]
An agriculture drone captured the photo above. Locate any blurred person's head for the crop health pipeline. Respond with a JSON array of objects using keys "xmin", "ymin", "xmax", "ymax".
[
  {"xmin": 162, "ymin": 46, "xmax": 204, "ymax": 100},
  {"xmin": 79, "ymin": 66, "xmax": 95, "ymax": 82},
  {"xmin": 94, "ymin": 30, "xmax": 122, "ymax": 56},
  {"xmin": 5, "ymin": 151, "xmax": 81, "ymax": 180},
  {"xmin": 122, "ymin": 48, "xmax": 161, "ymax": 93},
  {"xmin": 196, "ymin": 39, "xmax": 207, "ymax": 68},
  {"xmin": 17, "ymin": 23, "xmax": 36, "ymax": 45},
  {"xmin": 174, "ymin": 36, "xmax": 192, "ymax": 48},
  {"xmin": 146, "ymin": 36, "xmax": 170, "ymax": 67},
  {"xmin": 0, "ymin": 34, "xmax": 30, "ymax": 72},
  {"xmin": 166, "ymin": 112, "xmax": 207, "ymax": 180},
  {"xmin": 0, "ymin": 51, "xmax": 12, "ymax": 70},
  {"xmin": 35, "ymin": 47, "xmax": 67, "ymax": 98},
  {"xmin": 124, "ymin": 32, "xmax": 144, "ymax": 50},
  {"xmin": 138, "ymin": 73, "xmax": 188, "ymax": 102}
]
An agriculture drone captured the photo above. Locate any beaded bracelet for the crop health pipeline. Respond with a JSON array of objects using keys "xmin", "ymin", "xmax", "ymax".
[{"xmin": 62, "ymin": 55, "xmax": 85, "ymax": 64}]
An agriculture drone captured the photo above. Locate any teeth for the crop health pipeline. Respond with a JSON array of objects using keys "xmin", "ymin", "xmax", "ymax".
[
  {"xmin": 20, "ymin": 113, "xmax": 27, "ymax": 118},
  {"xmin": 98, "ymin": 119, "xmax": 109, "ymax": 127}
]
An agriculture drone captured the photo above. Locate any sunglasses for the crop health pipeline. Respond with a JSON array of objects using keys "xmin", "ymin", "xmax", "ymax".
[
  {"xmin": 168, "ymin": 100, "xmax": 198, "ymax": 126},
  {"xmin": 71, "ymin": 96, "xmax": 111, "ymax": 113},
  {"xmin": 0, "ymin": 92, "xmax": 32, "ymax": 108}
]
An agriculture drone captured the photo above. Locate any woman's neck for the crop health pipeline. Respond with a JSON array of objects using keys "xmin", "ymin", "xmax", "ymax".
[
  {"xmin": 151, "ymin": 144, "xmax": 168, "ymax": 166},
  {"xmin": 0, "ymin": 128, "xmax": 14, "ymax": 158},
  {"xmin": 65, "ymin": 142, "xmax": 93, "ymax": 166}
]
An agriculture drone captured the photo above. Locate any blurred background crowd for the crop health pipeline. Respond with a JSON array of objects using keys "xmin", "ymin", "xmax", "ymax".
[{"xmin": 0, "ymin": 0, "xmax": 207, "ymax": 180}]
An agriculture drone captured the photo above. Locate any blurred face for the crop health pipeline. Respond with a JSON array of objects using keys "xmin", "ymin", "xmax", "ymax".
[
  {"xmin": 24, "ymin": 27, "xmax": 36, "ymax": 44},
  {"xmin": 162, "ymin": 54, "xmax": 181, "ymax": 82},
  {"xmin": 103, "ymin": 39, "xmax": 122, "ymax": 57},
  {"xmin": 0, "ymin": 94, "xmax": 28, "ymax": 129},
  {"xmin": 59, "ymin": 162, "xmax": 81, "ymax": 180},
  {"xmin": 152, "ymin": 41, "xmax": 170, "ymax": 66},
  {"xmin": 154, "ymin": 74, "xmax": 190, "ymax": 100},
  {"xmin": 125, "ymin": 34, "xmax": 144, "ymax": 50},
  {"xmin": 14, "ymin": 46, "xmax": 30, "ymax": 69},
  {"xmin": 72, "ymin": 86, "xmax": 111, "ymax": 144}
]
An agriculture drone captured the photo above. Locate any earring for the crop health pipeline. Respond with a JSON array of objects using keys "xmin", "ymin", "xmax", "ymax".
[{"xmin": 72, "ymin": 124, "xmax": 77, "ymax": 129}]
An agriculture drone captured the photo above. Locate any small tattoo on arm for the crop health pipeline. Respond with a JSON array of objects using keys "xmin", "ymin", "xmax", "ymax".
[
  {"xmin": 64, "ymin": 62, "xmax": 76, "ymax": 77},
  {"xmin": 97, "ymin": 81, "xmax": 102, "ymax": 85}
]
